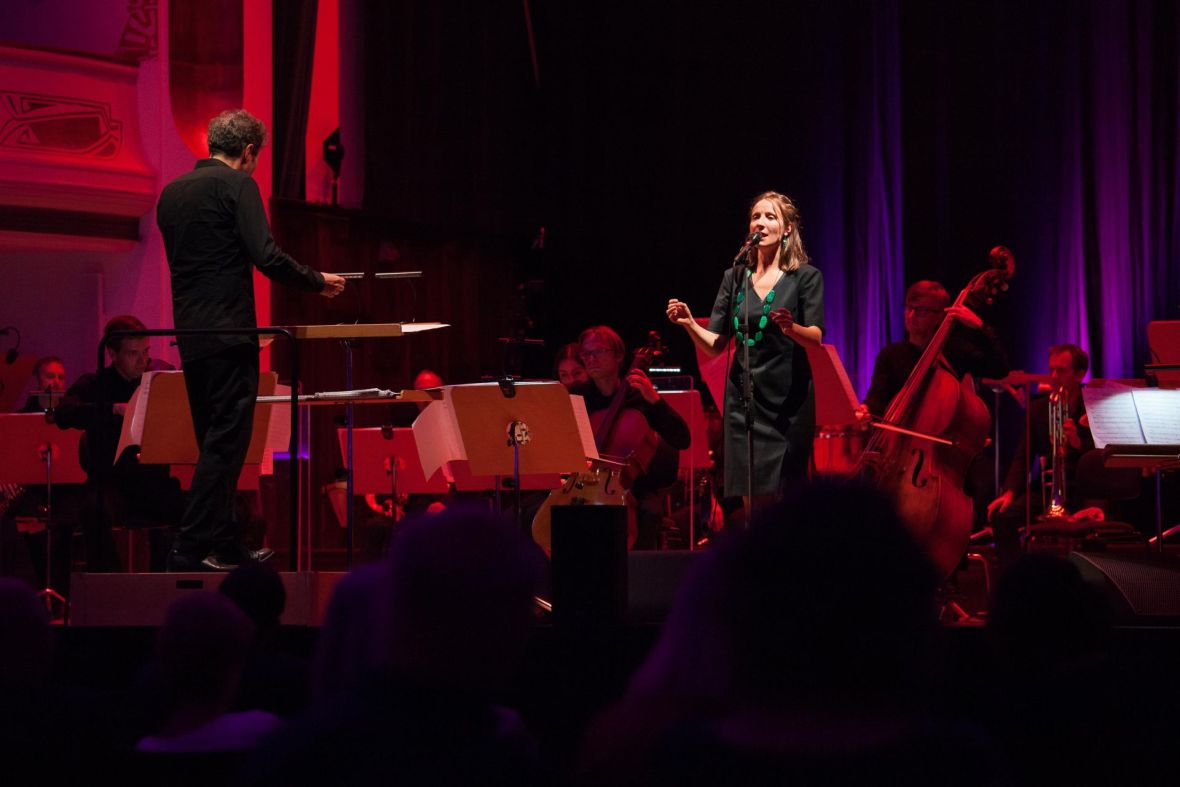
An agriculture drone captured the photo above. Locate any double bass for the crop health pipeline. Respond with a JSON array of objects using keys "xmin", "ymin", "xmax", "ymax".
[{"xmin": 859, "ymin": 247, "xmax": 1014, "ymax": 577}]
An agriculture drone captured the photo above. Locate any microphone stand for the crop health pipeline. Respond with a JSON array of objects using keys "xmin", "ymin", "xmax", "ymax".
[{"xmin": 730, "ymin": 251, "xmax": 756, "ymax": 527}]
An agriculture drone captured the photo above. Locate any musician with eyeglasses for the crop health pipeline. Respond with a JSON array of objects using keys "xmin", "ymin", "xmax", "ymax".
[
  {"xmin": 569, "ymin": 326, "xmax": 690, "ymax": 549},
  {"xmin": 860, "ymin": 280, "xmax": 1008, "ymax": 418}
]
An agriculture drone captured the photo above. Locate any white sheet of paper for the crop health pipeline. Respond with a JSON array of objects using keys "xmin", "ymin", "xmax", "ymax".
[
  {"xmin": 114, "ymin": 372, "xmax": 155, "ymax": 462},
  {"xmin": 1131, "ymin": 389, "xmax": 1180, "ymax": 444},
  {"xmin": 1083, "ymin": 382, "xmax": 1145, "ymax": 448},
  {"xmin": 569, "ymin": 394, "xmax": 600, "ymax": 461},
  {"xmin": 412, "ymin": 398, "xmax": 465, "ymax": 478},
  {"xmin": 399, "ymin": 322, "xmax": 449, "ymax": 333}
]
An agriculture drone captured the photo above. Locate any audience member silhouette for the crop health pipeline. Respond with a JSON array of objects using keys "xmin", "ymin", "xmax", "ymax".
[
  {"xmin": 580, "ymin": 480, "xmax": 1003, "ymax": 786},
  {"xmin": 219, "ymin": 562, "xmax": 310, "ymax": 717},
  {"xmin": 238, "ymin": 505, "xmax": 548, "ymax": 785},
  {"xmin": 136, "ymin": 592, "xmax": 283, "ymax": 754},
  {"xmin": 309, "ymin": 561, "xmax": 389, "ymax": 700}
]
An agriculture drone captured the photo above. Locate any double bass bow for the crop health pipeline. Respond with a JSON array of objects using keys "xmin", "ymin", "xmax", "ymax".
[{"xmin": 860, "ymin": 247, "xmax": 1015, "ymax": 577}]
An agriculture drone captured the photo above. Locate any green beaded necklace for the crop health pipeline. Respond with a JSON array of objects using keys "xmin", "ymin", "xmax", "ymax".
[{"xmin": 733, "ymin": 269, "xmax": 776, "ymax": 346}]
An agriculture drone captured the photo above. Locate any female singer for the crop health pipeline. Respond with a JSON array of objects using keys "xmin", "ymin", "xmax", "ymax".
[{"xmin": 666, "ymin": 191, "xmax": 824, "ymax": 508}]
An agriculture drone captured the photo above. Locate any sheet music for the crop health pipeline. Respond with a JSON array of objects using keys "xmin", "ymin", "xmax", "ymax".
[
  {"xmin": 1083, "ymin": 382, "xmax": 1145, "ymax": 448},
  {"xmin": 1131, "ymin": 389, "xmax": 1180, "ymax": 444},
  {"xmin": 569, "ymin": 394, "xmax": 600, "ymax": 461},
  {"xmin": 399, "ymin": 322, "xmax": 449, "ymax": 333},
  {"xmin": 412, "ymin": 398, "xmax": 465, "ymax": 478},
  {"xmin": 114, "ymin": 371, "xmax": 159, "ymax": 462}
]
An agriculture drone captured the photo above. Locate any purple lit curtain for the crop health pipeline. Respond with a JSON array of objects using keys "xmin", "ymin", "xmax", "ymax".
[
  {"xmin": 354, "ymin": 0, "xmax": 1178, "ymax": 387},
  {"xmin": 1047, "ymin": 0, "xmax": 1180, "ymax": 377},
  {"xmin": 822, "ymin": 0, "xmax": 905, "ymax": 396}
]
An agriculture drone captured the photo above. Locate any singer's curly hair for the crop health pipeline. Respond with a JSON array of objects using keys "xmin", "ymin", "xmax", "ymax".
[
  {"xmin": 750, "ymin": 191, "xmax": 810, "ymax": 272},
  {"xmin": 207, "ymin": 109, "xmax": 267, "ymax": 158}
]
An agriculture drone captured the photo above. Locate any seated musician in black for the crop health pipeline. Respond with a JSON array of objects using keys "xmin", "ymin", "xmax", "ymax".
[
  {"xmin": 3, "ymin": 356, "xmax": 77, "ymax": 592},
  {"xmin": 858, "ymin": 280, "xmax": 1009, "ymax": 544},
  {"xmin": 986, "ymin": 344, "xmax": 1097, "ymax": 566},
  {"xmin": 861, "ymin": 280, "xmax": 1009, "ymax": 418},
  {"xmin": 54, "ymin": 315, "xmax": 183, "ymax": 572},
  {"xmin": 17, "ymin": 356, "xmax": 67, "ymax": 414},
  {"xmin": 570, "ymin": 325, "xmax": 691, "ymax": 549}
]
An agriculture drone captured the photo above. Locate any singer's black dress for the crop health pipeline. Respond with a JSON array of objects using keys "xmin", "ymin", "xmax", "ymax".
[{"xmin": 707, "ymin": 263, "xmax": 825, "ymax": 497}]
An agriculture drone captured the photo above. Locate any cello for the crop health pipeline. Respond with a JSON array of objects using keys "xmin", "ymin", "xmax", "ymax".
[
  {"xmin": 530, "ymin": 334, "xmax": 666, "ymax": 555},
  {"xmin": 859, "ymin": 247, "xmax": 1014, "ymax": 577}
]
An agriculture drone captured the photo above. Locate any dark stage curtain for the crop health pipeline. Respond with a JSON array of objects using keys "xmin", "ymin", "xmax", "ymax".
[
  {"xmin": 358, "ymin": 0, "xmax": 1179, "ymax": 389},
  {"xmin": 273, "ymin": 0, "xmax": 319, "ymax": 200},
  {"xmin": 901, "ymin": 0, "xmax": 1179, "ymax": 378},
  {"xmin": 361, "ymin": 0, "xmax": 904, "ymax": 394}
]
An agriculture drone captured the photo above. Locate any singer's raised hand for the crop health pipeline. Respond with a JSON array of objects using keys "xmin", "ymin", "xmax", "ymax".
[{"xmin": 666, "ymin": 298, "xmax": 695, "ymax": 326}]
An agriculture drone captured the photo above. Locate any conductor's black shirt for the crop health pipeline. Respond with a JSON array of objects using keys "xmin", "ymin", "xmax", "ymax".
[{"xmin": 156, "ymin": 158, "xmax": 324, "ymax": 362}]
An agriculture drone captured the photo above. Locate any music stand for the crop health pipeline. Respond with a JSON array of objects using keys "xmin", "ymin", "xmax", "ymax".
[
  {"xmin": 119, "ymin": 371, "xmax": 278, "ymax": 465},
  {"xmin": 659, "ymin": 389, "xmax": 711, "ymax": 548},
  {"xmin": 337, "ymin": 426, "xmax": 450, "ymax": 500},
  {"xmin": 0, "ymin": 415, "xmax": 85, "ymax": 616},
  {"xmin": 1147, "ymin": 321, "xmax": 1180, "ymax": 389},
  {"xmin": 276, "ymin": 322, "xmax": 448, "ymax": 568},
  {"xmin": 447, "ymin": 462, "xmax": 562, "ymax": 493},
  {"xmin": 412, "ymin": 382, "xmax": 588, "ymax": 532}
]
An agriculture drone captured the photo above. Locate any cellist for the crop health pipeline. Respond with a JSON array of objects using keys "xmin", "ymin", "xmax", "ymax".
[{"xmin": 570, "ymin": 325, "xmax": 691, "ymax": 549}]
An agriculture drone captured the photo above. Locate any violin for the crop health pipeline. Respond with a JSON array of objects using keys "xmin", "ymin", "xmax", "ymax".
[{"xmin": 860, "ymin": 247, "xmax": 1014, "ymax": 577}]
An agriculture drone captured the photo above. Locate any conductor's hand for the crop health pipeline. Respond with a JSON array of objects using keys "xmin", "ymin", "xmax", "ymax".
[
  {"xmin": 768, "ymin": 308, "xmax": 795, "ymax": 333},
  {"xmin": 987, "ymin": 490, "xmax": 1014, "ymax": 521},
  {"xmin": 320, "ymin": 273, "xmax": 346, "ymax": 298},
  {"xmin": 627, "ymin": 369, "xmax": 660, "ymax": 404},
  {"xmin": 666, "ymin": 299, "xmax": 695, "ymax": 327}
]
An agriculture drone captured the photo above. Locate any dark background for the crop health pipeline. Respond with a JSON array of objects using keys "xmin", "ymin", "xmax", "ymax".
[{"xmin": 270, "ymin": 0, "xmax": 1179, "ymax": 547}]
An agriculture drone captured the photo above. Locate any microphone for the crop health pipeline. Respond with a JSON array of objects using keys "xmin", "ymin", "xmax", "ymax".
[{"xmin": 732, "ymin": 231, "xmax": 762, "ymax": 266}]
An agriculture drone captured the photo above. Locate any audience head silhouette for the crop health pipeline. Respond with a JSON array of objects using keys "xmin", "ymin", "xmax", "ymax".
[{"xmin": 376, "ymin": 505, "xmax": 547, "ymax": 695}]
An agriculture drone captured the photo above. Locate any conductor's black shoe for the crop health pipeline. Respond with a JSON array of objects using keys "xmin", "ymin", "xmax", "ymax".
[
  {"xmin": 205, "ymin": 547, "xmax": 276, "ymax": 571},
  {"xmin": 165, "ymin": 550, "xmax": 208, "ymax": 573},
  {"xmin": 200, "ymin": 555, "xmax": 240, "ymax": 572}
]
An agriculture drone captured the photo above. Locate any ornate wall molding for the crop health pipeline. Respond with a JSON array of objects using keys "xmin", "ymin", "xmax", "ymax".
[{"xmin": 0, "ymin": 44, "xmax": 156, "ymax": 246}]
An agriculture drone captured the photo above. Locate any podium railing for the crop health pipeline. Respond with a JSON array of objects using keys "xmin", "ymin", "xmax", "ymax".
[{"xmin": 97, "ymin": 328, "xmax": 301, "ymax": 570}]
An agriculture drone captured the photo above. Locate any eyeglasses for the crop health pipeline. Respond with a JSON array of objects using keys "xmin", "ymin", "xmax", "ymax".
[
  {"xmin": 905, "ymin": 306, "xmax": 941, "ymax": 317},
  {"xmin": 578, "ymin": 348, "xmax": 612, "ymax": 361}
]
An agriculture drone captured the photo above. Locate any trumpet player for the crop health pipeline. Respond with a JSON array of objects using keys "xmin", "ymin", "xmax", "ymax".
[{"xmin": 987, "ymin": 344, "xmax": 1094, "ymax": 563}]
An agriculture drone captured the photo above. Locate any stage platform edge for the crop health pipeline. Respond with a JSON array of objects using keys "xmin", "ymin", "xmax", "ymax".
[{"xmin": 68, "ymin": 570, "xmax": 347, "ymax": 627}]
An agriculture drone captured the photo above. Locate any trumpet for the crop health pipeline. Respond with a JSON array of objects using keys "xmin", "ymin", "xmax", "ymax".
[{"xmin": 1043, "ymin": 386, "xmax": 1070, "ymax": 519}]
